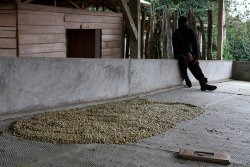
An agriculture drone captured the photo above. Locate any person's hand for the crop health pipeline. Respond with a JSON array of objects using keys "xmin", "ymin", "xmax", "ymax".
[
  {"xmin": 187, "ymin": 52, "xmax": 193, "ymax": 62},
  {"xmin": 193, "ymin": 59, "xmax": 199, "ymax": 64}
]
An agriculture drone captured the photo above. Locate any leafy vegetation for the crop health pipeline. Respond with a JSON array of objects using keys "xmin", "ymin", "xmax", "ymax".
[{"xmin": 145, "ymin": 0, "xmax": 250, "ymax": 61}]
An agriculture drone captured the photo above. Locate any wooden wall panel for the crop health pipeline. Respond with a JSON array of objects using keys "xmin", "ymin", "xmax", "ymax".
[
  {"xmin": 0, "ymin": 27, "xmax": 16, "ymax": 31},
  {"xmin": 20, "ymin": 52, "xmax": 66, "ymax": 58},
  {"xmin": 65, "ymin": 22, "xmax": 122, "ymax": 29},
  {"xmin": 102, "ymin": 48, "xmax": 121, "ymax": 56},
  {"xmin": 19, "ymin": 34, "xmax": 66, "ymax": 44},
  {"xmin": 102, "ymin": 41, "xmax": 121, "ymax": 49},
  {"xmin": 0, "ymin": 49, "xmax": 16, "ymax": 57},
  {"xmin": 0, "ymin": 38, "xmax": 16, "ymax": 48},
  {"xmin": 0, "ymin": 30, "xmax": 16, "ymax": 38},
  {"xmin": 65, "ymin": 14, "xmax": 123, "ymax": 24},
  {"xmin": 19, "ymin": 13, "xmax": 64, "ymax": 26},
  {"xmin": 0, "ymin": 10, "xmax": 16, "ymax": 14},
  {"xmin": 0, "ymin": 4, "xmax": 16, "ymax": 10},
  {"xmin": 102, "ymin": 29, "xmax": 122, "ymax": 35},
  {"xmin": 0, "ymin": 7, "xmax": 17, "ymax": 57},
  {"xmin": 17, "ymin": 4, "xmax": 123, "ymax": 58},
  {"xmin": 19, "ymin": 43, "xmax": 66, "ymax": 54},
  {"xmin": 102, "ymin": 35, "xmax": 121, "ymax": 42},
  {"xmin": 0, "ymin": 14, "xmax": 16, "ymax": 27},
  {"xmin": 18, "ymin": 10, "xmax": 66, "ymax": 57},
  {"xmin": 19, "ymin": 25, "xmax": 65, "ymax": 34}
]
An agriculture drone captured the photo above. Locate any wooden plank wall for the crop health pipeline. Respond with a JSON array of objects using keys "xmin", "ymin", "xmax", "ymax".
[
  {"xmin": 18, "ymin": 4, "xmax": 123, "ymax": 58},
  {"xmin": 0, "ymin": 4, "xmax": 17, "ymax": 57}
]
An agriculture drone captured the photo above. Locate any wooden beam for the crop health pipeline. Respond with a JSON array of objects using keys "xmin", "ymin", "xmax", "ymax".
[
  {"xmin": 207, "ymin": 9, "xmax": 213, "ymax": 60},
  {"xmin": 217, "ymin": 0, "xmax": 225, "ymax": 60},
  {"xmin": 141, "ymin": 10, "xmax": 145, "ymax": 59},
  {"xmin": 84, "ymin": 0, "xmax": 98, "ymax": 8},
  {"xmin": 129, "ymin": 0, "xmax": 140, "ymax": 58},
  {"xmin": 172, "ymin": 10, "xmax": 178, "ymax": 32},
  {"xmin": 67, "ymin": 0, "xmax": 80, "ymax": 9},
  {"xmin": 119, "ymin": 0, "xmax": 137, "ymax": 41},
  {"xmin": 80, "ymin": 0, "xmax": 84, "ymax": 8},
  {"xmin": 23, "ymin": 0, "xmax": 34, "ymax": 3}
]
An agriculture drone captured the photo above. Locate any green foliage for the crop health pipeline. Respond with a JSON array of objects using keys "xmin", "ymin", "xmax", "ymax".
[
  {"xmin": 226, "ymin": 18, "xmax": 250, "ymax": 61},
  {"xmin": 224, "ymin": 0, "xmax": 250, "ymax": 61},
  {"xmin": 144, "ymin": 0, "xmax": 250, "ymax": 61},
  {"xmin": 223, "ymin": 40, "xmax": 233, "ymax": 60}
]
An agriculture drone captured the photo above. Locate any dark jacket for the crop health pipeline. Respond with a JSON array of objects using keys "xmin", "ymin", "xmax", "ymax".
[{"xmin": 172, "ymin": 27, "xmax": 199, "ymax": 60}]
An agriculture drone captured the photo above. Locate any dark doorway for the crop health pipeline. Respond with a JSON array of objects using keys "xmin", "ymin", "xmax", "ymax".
[{"xmin": 67, "ymin": 29, "xmax": 101, "ymax": 58}]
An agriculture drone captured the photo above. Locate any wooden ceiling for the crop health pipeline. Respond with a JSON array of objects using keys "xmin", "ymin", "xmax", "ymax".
[{"xmin": 20, "ymin": 0, "xmax": 121, "ymax": 11}]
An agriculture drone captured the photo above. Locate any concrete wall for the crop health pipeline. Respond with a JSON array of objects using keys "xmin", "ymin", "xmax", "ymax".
[
  {"xmin": 188, "ymin": 60, "xmax": 233, "ymax": 84},
  {"xmin": 233, "ymin": 61, "xmax": 250, "ymax": 81},
  {"xmin": 0, "ymin": 57, "xmax": 233, "ymax": 114}
]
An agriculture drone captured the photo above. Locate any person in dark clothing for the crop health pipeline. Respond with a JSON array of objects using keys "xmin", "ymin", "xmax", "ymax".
[{"xmin": 172, "ymin": 16, "xmax": 217, "ymax": 91}]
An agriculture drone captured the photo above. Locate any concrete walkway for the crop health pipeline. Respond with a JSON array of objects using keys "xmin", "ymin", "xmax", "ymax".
[{"xmin": 0, "ymin": 80, "xmax": 249, "ymax": 167}]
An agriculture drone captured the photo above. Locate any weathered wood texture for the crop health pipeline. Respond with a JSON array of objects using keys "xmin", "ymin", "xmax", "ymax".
[
  {"xmin": 207, "ymin": 10, "xmax": 213, "ymax": 60},
  {"xmin": 217, "ymin": 0, "xmax": 225, "ymax": 60},
  {"xmin": 17, "ymin": 3, "xmax": 123, "ymax": 58},
  {"xmin": 198, "ymin": 16, "xmax": 206, "ymax": 60},
  {"xmin": 18, "ymin": 9, "xmax": 66, "ymax": 57},
  {"xmin": 0, "ymin": 7, "xmax": 17, "ymax": 57},
  {"xmin": 162, "ymin": 7, "xmax": 173, "ymax": 59}
]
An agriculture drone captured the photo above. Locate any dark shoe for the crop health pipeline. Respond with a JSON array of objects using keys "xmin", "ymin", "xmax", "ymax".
[
  {"xmin": 201, "ymin": 84, "xmax": 217, "ymax": 91},
  {"xmin": 204, "ymin": 78, "xmax": 208, "ymax": 84},
  {"xmin": 184, "ymin": 76, "xmax": 192, "ymax": 88}
]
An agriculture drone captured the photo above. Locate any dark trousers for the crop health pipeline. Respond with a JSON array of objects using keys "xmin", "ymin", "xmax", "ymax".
[{"xmin": 178, "ymin": 55, "xmax": 206, "ymax": 85}]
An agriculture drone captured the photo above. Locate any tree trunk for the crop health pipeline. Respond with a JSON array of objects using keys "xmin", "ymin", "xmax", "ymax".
[
  {"xmin": 129, "ymin": 0, "xmax": 140, "ymax": 58},
  {"xmin": 162, "ymin": 6, "xmax": 173, "ymax": 59},
  {"xmin": 188, "ymin": 9, "xmax": 201, "ymax": 58},
  {"xmin": 198, "ymin": 16, "xmax": 206, "ymax": 60},
  {"xmin": 172, "ymin": 10, "xmax": 178, "ymax": 32},
  {"xmin": 141, "ymin": 10, "xmax": 146, "ymax": 59},
  {"xmin": 207, "ymin": 9, "xmax": 213, "ymax": 60}
]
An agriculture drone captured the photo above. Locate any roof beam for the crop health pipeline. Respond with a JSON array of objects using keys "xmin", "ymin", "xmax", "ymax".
[
  {"xmin": 67, "ymin": 0, "xmax": 80, "ymax": 9},
  {"xmin": 119, "ymin": 0, "xmax": 137, "ymax": 41},
  {"xmin": 23, "ymin": 0, "xmax": 34, "ymax": 3}
]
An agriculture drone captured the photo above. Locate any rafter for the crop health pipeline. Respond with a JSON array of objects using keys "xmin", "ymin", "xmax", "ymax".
[
  {"xmin": 120, "ymin": 0, "xmax": 137, "ymax": 41},
  {"xmin": 23, "ymin": 0, "xmax": 34, "ymax": 3},
  {"xmin": 67, "ymin": 0, "xmax": 80, "ymax": 9}
]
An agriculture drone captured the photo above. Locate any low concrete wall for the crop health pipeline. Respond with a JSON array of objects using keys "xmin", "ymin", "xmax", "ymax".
[
  {"xmin": 232, "ymin": 61, "xmax": 250, "ymax": 81},
  {"xmin": 188, "ymin": 60, "xmax": 233, "ymax": 84},
  {"xmin": 0, "ymin": 57, "xmax": 233, "ymax": 114}
]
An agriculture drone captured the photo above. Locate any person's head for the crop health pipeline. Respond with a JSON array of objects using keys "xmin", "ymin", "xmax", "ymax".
[{"xmin": 178, "ymin": 16, "xmax": 188, "ymax": 29}]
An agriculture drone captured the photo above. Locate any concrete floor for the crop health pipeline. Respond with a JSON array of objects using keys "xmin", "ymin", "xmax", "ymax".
[{"xmin": 0, "ymin": 80, "xmax": 249, "ymax": 167}]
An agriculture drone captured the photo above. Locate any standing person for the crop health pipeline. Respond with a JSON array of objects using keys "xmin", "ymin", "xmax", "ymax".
[{"xmin": 172, "ymin": 16, "xmax": 217, "ymax": 91}]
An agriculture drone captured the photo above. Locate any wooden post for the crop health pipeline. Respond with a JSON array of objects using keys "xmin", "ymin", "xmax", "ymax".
[
  {"xmin": 172, "ymin": 10, "xmax": 178, "ymax": 32},
  {"xmin": 125, "ymin": 29, "xmax": 130, "ymax": 58},
  {"xmin": 167, "ymin": 7, "xmax": 173, "ymax": 59},
  {"xmin": 146, "ymin": 4, "xmax": 155, "ymax": 59},
  {"xmin": 207, "ymin": 10, "xmax": 213, "ymax": 60},
  {"xmin": 141, "ymin": 10, "xmax": 146, "ymax": 59},
  {"xmin": 188, "ymin": 9, "xmax": 201, "ymax": 58},
  {"xmin": 198, "ymin": 16, "xmax": 206, "ymax": 60},
  {"xmin": 16, "ymin": 0, "xmax": 20, "ymax": 57},
  {"xmin": 129, "ymin": 0, "xmax": 140, "ymax": 59},
  {"xmin": 217, "ymin": 0, "xmax": 225, "ymax": 60},
  {"xmin": 81, "ymin": 0, "xmax": 84, "ymax": 9},
  {"xmin": 162, "ymin": 7, "xmax": 167, "ymax": 58},
  {"xmin": 162, "ymin": 6, "xmax": 173, "ymax": 59},
  {"xmin": 145, "ymin": 14, "xmax": 150, "ymax": 59},
  {"xmin": 119, "ymin": 0, "xmax": 137, "ymax": 43}
]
